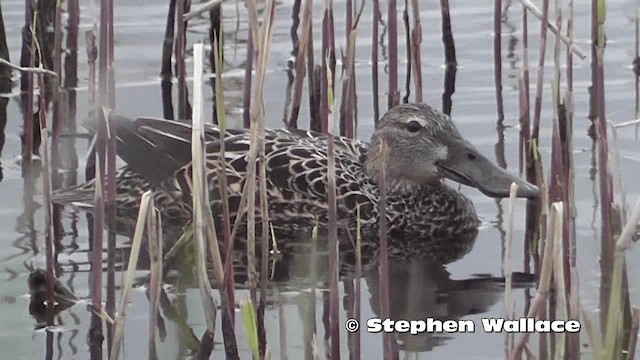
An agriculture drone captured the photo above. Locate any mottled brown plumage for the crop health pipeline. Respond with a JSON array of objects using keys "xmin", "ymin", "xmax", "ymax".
[{"xmin": 53, "ymin": 104, "xmax": 538, "ymax": 262}]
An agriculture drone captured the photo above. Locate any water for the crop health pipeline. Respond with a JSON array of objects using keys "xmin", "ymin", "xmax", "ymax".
[{"xmin": 2, "ymin": 0, "xmax": 640, "ymax": 358}]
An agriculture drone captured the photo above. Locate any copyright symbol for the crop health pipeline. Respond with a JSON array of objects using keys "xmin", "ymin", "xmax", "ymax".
[{"xmin": 345, "ymin": 318, "xmax": 359, "ymax": 333}]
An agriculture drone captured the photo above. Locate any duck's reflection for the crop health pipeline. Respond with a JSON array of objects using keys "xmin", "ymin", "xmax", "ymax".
[
  {"xmin": 364, "ymin": 257, "xmax": 533, "ymax": 352},
  {"xmin": 28, "ymin": 226, "xmax": 534, "ymax": 355}
]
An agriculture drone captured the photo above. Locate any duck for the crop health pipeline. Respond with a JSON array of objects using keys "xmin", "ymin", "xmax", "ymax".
[{"xmin": 53, "ymin": 103, "xmax": 538, "ymax": 262}]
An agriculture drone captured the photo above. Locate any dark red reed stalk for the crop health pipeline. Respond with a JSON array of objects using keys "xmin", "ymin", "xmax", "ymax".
[
  {"xmin": 20, "ymin": 0, "xmax": 35, "ymax": 162},
  {"xmin": 86, "ymin": 31, "xmax": 97, "ymax": 111},
  {"xmin": 242, "ymin": 30, "xmax": 253, "ymax": 128},
  {"xmin": 65, "ymin": 0, "xmax": 79, "ymax": 98},
  {"xmin": 208, "ymin": 4, "xmax": 221, "ymax": 124},
  {"xmin": 409, "ymin": 0, "xmax": 422, "ymax": 103},
  {"xmin": 402, "ymin": 0, "xmax": 411, "ymax": 104},
  {"xmin": 161, "ymin": 0, "xmax": 176, "ymax": 120},
  {"xmin": 289, "ymin": 0, "xmax": 313, "ymax": 129},
  {"xmin": 439, "ymin": 0, "xmax": 456, "ymax": 115},
  {"xmin": 320, "ymin": 5, "xmax": 330, "ymax": 134},
  {"xmin": 38, "ymin": 75, "xmax": 55, "ymax": 313},
  {"xmin": 594, "ymin": 10, "xmax": 618, "ymax": 335},
  {"xmin": 372, "ymin": 0, "xmax": 380, "ymax": 122},
  {"xmin": 176, "ymin": 0, "xmax": 190, "ymax": 120},
  {"xmin": 0, "ymin": 3, "xmax": 10, "ymax": 159},
  {"xmin": 89, "ymin": 113, "xmax": 106, "ymax": 360},
  {"xmin": 387, "ymin": 0, "xmax": 399, "ymax": 108},
  {"xmin": 353, "ymin": 207, "xmax": 362, "ymax": 360},
  {"xmin": 587, "ymin": 0, "xmax": 598, "ymax": 134},
  {"xmin": 440, "ymin": 0, "xmax": 456, "ymax": 67},
  {"xmin": 493, "ymin": 0, "xmax": 504, "ymax": 125},
  {"xmin": 258, "ymin": 17, "xmax": 274, "ymax": 354},
  {"xmin": 51, "ymin": 0, "xmax": 63, "ymax": 172},
  {"xmin": 211, "ymin": 36, "xmax": 240, "ymax": 359},
  {"xmin": 327, "ymin": 136, "xmax": 340, "ymax": 359}
]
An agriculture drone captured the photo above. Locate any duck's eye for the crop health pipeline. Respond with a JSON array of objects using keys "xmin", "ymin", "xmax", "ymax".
[
  {"xmin": 467, "ymin": 153, "xmax": 477, "ymax": 161},
  {"xmin": 406, "ymin": 120, "xmax": 422, "ymax": 133}
]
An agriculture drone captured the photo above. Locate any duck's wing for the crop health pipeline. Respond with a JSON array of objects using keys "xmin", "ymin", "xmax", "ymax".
[
  {"xmin": 113, "ymin": 116, "xmax": 372, "ymax": 211},
  {"xmin": 264, "ymin": 134, "xmax": 372, "ymax": 212}
]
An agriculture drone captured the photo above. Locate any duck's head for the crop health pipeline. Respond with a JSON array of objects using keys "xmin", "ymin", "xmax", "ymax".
[{"xmin": 365, "ymin": 103, "xmax": 539, "ymax": 198}]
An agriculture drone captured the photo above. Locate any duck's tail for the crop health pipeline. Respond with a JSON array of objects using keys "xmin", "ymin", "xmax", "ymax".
[{"xmin": 51, "ymin": 180, "xmax": 97, "ymax": 210}]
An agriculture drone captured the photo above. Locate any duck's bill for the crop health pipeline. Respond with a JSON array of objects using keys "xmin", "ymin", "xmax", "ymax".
[{"xmin": 436, "ymin": 139, "xmax": 539, "ymax": 199}]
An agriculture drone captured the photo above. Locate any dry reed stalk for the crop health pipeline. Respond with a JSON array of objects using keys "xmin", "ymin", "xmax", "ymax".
[
  {"xmin": 581, "ymin": 304, "xmax": 603, "ymax": 356},
  {"xmin": 147, "ymin": 207, "xmax": 162, "ymax": 359},
  {"xmin": 517, "ymin": 0, "xmax": 585, "ymax": 60},
  {"xmin": 503, "ymin": 183, "xmax": 518, "ymax": 358},
  {"xmin": 511, "ymin": 202, "xmax": 563, "ymax": 359},
  {"xmin": 552, "ymin": 202, "xmax": 568, "ymax": 359},
  {"xmin": 372, "ymin": 0, "xmax": 380, "ymax": 122},
  {"xmin": 241, "ymin": 0, "xmax": 276, "ymax": 297},
  {"xmin": 191, "ymin": 43, "xmax": 218, "ymax": 346},
  {"xmin": 602, "ymin": 197, "xmax": 640, "ymax": 359},
  {"xmin": 109, "ymin": 191, "xmax": 153, "ymax": 360},
  {"xmin": 96, "ymin": 0, "xmax": 117, "ymax": 349},
  {"xmin": 105, "ymin": 112, "xmax": 118, "ymax": 355},
  {"xmin": 288, "ymin": 0, "xmax": 313, "ymax": 128},
  {"xmin": 593, "ymin": 1, "xmax": 620, "ymax": 338},
  {"xmin": 409, "ymin": 0, "xmax": 422, "ymax": 103},
  {"xmin": 320, "ymin": 0, "xmax": 335, "ymax": 134},
  {"xmin": 211, "ymin": 38, "xmax": 240, "ymax": 357},
  {"xmin": 387, "ymin": 0, "xmax": 398, "ymax": 108},
  {"xmin": 309, "ymin": 225, "xmax": 319, "ymax": 359},
  {"xmin": 327, "ymin": 135, "xmax": 340, "ymax": 359},
  {"xmin": 627, "ymin": 307, "xmax": 640, "ymax": 360},
  {"xmin": 518, "ymin": 5, "xmax": 539, "ymax": 277},
  {"xmin": 377, "ymin": 142, "xmax": 393, "ymax": 359},
  {"xmin": 531, "ymin": 0, "xmax": 550, "ymax": 141},
  {"xmin": 339, "ymin": 0, "xmax": 365, "ymax": 138},
  {"xmin": 241, "ymin": 300, "xmax": 261, "ymax": 358},
  {"xmin": 494, "ymin": 0, "xmax": 504, "ymax": 125},
  {"xmin": 569, "ymin": 268, "xmax": 580, "ymax": 359},
  {"xmin": 245, "ymin": 0, "xmax": 262, "ymax": 295}
]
